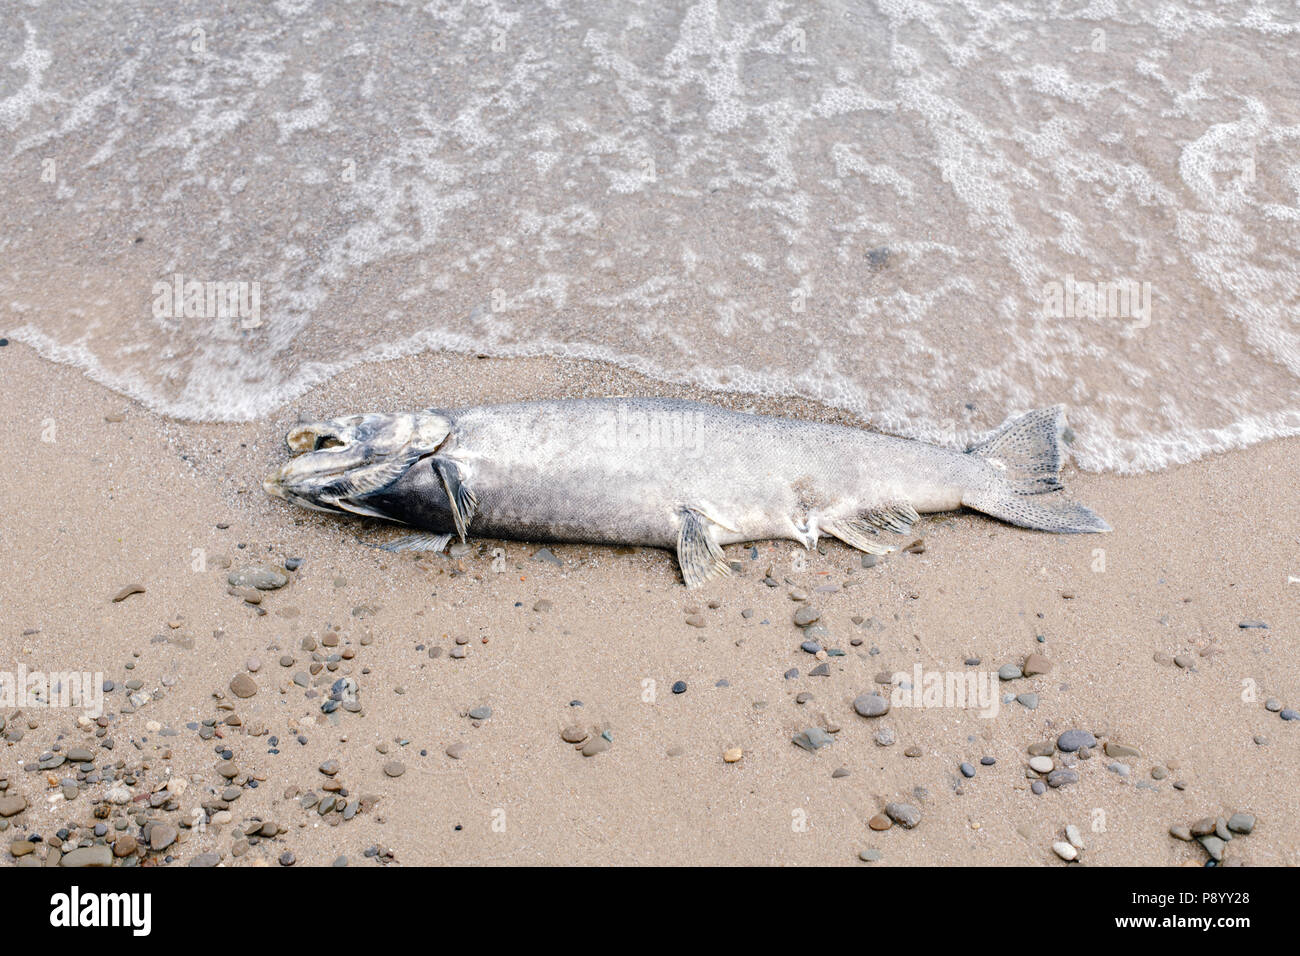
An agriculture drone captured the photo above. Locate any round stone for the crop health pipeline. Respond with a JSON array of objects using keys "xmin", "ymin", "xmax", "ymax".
[
  {"xmin": 229, "ymin": 673, "xmax": 258, "ymax": 699},
  {"xmin": 853, "ymin": 693, "xmax": 890, "ymax": 718},
  {"xmin": 1056, "ymin": 730, "xmax": 1097, "ymax": 752}
]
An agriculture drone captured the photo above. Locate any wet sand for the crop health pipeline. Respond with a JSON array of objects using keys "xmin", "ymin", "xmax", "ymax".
[{"xmin": 0, "ymin": 341, "xmax": 1296, "ymax": 865}]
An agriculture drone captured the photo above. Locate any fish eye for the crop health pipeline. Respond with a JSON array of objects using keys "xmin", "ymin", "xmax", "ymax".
[{"xmin": 315, "ymin": 435, "xmax": 345, "ymax": 451}]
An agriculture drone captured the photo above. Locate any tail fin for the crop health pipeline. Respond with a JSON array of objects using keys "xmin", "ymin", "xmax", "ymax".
[{"xmin": 962, "ymin": 406, "xmax": 1111, "ymax": 533}]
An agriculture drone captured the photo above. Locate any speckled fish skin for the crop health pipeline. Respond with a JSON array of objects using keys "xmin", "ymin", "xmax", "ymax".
[{"xmin": 266, "ymin": 397, "xmax": 1109, "ymax": 587}]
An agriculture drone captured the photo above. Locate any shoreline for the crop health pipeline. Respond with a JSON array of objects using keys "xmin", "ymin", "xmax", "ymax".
[{"xmin": 0, "ymin": 341, "xmax": 1296, "ymax": 866}]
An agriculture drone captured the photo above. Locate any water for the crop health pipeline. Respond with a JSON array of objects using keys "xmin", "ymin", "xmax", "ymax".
[{"xmin": 2, "ymin": 0, "xmax": 1298, "ymax": 472}]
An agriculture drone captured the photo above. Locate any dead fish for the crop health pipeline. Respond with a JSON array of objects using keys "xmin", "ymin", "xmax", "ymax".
[{"xmin": 263, "ymin": 398, "xmax": 1108, "ymax": 587}]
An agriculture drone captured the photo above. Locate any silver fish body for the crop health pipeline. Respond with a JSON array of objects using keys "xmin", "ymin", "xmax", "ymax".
[{"xmin": 265, "ymin": 397, "xmax": 1108, "ymax": 587}]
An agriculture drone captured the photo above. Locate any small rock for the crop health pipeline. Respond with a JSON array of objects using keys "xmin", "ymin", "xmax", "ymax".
[
  {"xmin": 792, "ymin": 728, "xmax": 834, "ymax": 752},
  {"xmin": 853, "ymin": 693, "xmax": 890, "ymax": 718},
  {"xmin": 1023, "ymin": 653, "xmax": 1053, "ymax": 676},
  {"xmin": 1056, "ymin": 730, "xmax": 1097, "ymax": 752},
  {"xmin": 1047, "ymin": 768, "xmax": 1079, "ymax": 789},
  {"xmin": 111, "ymin": 584, "xmax": 146, "ymax": 603},
  {"xmin": 884, "ymin": 802, "xmax": 921, "ymax": 829},
  {"xmin": 61, "ymin": 845, "xmax": 113, "ymax": 867},
  {"xmin": 227, "ymin": 566, "xmax": 289, "ymax": 590},
  {"xmin": 229, "ymin": 673, "xmax": 258, "ymax": 699},
  {"xmin": 1227, "ymin": 813, "xmax": 1255, "ymax": 835},
  {"xmin": 1052, "ymin": 841, "xmax": 1078, "ymax": 862}
]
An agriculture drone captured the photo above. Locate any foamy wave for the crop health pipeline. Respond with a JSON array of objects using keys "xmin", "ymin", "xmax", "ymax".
[{"xmin": 2, "ymin": 0, "xmax": 1299, "ymax": 474}]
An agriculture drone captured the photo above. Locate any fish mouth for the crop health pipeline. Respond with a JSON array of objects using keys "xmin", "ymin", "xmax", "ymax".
[{"xmin": 263, "ymin": 411, "xmax": 453, "ymax": 518}]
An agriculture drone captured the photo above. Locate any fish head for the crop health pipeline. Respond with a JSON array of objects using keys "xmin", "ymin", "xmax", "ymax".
[{"xmin": 263, "ymin": 410, "xmax": 452, "ymax": 517}]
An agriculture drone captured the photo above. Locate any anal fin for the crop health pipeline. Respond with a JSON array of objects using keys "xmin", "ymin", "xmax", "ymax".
[
  {"xmin": 822, "ymin": 504, "xmax": 920, "ymax": 555},
  {"xmin": 821, "ymin": 518, "xmax": 896, "ymax": 555},
  {"xmin": 677, "ymin": 508, "xmax": 732, "ymax": 589}
]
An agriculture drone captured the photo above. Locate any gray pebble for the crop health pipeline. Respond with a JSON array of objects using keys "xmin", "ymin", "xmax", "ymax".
[
  {"xmin": 1047, "ymin": 768, "xmax": 1079, "ymax": 788},
  {"xmin": 1227, "ymin": 813, "xmax": 1255, "ymax": 834},
  {"xmin": 1056, "ymin": 730, "xmax": 1097, "ymax": 752},
  {"xmin": 853, "ymin": 693, "xmax": 890, "ymax": 718},
  {"xmin": 884, "ymin": 802, "xmax": 921, "ymax": 828}
]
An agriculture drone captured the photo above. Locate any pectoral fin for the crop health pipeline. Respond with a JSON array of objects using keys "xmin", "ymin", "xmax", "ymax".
[
  {"xmin": 676, "ymin": 507, "xmax": 732, "ymax": 589},
  {"xmin": 430, "ymin": 458, "xmax": 478, "ymax": 542},
  {"xmin": 379, "ymin": 533, "xmax": 454, "ymax": 554}
]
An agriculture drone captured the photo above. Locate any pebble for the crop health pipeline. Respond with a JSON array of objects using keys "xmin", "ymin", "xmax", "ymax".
[
  {"xmin": 1169, "ymin": 824, "xmax": 1193, "ymax": 841},
  {"xmin": 445, "ymin": 742, "xmax": 467, "ymax": 759},
  {"xmin": 874, "ymin": 727, "xmax": 896, "ymax": 747},
  {"xmin": 723, "ymin": 748, "xmax": 743, "ymax": 763},
  {"xmin": 1199, "ymin": 835, "xmax": 1225, "ymax": 862},
  {"xmin": 868, "ymin": 813, "xmax": 892, "ymax": 831},
  {"xmin": 671, "ymin": 681, "xmax": 687, "ymax": 694},
  {"xmin": 1028, "ymin": 756, "xmax": 1054, "ymax": 773},
  {"xmin": 581, "ymin": 736, "xmax": 610, "ymax": 757},
  {"xmin": 792, "ymin": 727, "xmax": 834, "ymax": 752},
  {"xmin": 560, "ymin": 726, "xmax": 587, "ymax": 744},
  {"xmin": 468, "ymin": 705, "xmax": 492, "ymax": 719},
  {"xmin": 0, "ymin": 795, "xmax": 28, "ymax": 816},
  {"xmin": 61, "ymin": 846, "xmax": 113, "ymax": 867},
  {"xmin": 793, "ymin": 606, "xmax": 820, "ymax": 627},
  {"xmin": 1023, "ymin": 653, "xmax": 1053, "ymax": 676},
  {"xmin": 858, "ymin": 848, "xmax": 883, "ymax": 862},
  {"xmin": 959, "ymin": 762, "xmax": 976, "ymax": 778},
  {"xmin": 1227, "ymin": 813, "xmax": 1255, "ymax": 835},
  {"xmin": 997, "ymin": 664, "xmax": 1022, "ymax": 681},
  {"xmin": 227, "ymin": 566, "xmax": 289, "ymax": 590},
  {"xmin": 1016, "ymin": 693, "xmax": 1039, "ymax": 709},
  {"xmin": 1065, "ymin": 824, "xmax": 1084, "ymax": 849},
  {"xmin": 853, "ymin": 693, "xmax": 890, "ymax": 718},
  {"xmin": 383, "ymin": 761, "xmax": 406, "ymax": 778},
  {"xmin": 229, "ymin": 673, "xmax": 258, "ymax": 699},
  {"xmin": 150, "ymin": 824, "xmax": 178, "ymax": 851},
  {"xmin": 1047, "ymin": 768, "xmax": 1079, "ymax": 789},
  {"xmin": 1052, "ymin": 841, "xmax": 1078, "ymax": 862},
  {"xmin": 1281, "ymin": 708, "xmax": 1299, "ymax": 721},
  {"xmin": 111, "ymin": 584, "xmax": 146, "ymax": 603},
  {"xmin": 1056, "ymin": 730, "xmax": 1096, "ymax": 752},
  {"xmin": 884, "ymin": 802, "xmax": 921, "ymax": 829}
]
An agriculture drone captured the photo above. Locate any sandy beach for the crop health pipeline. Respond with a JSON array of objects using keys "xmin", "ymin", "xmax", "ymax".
[{"xmin": 1, "ymin": 339, "xmax": 1295, "ymax": 866}]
